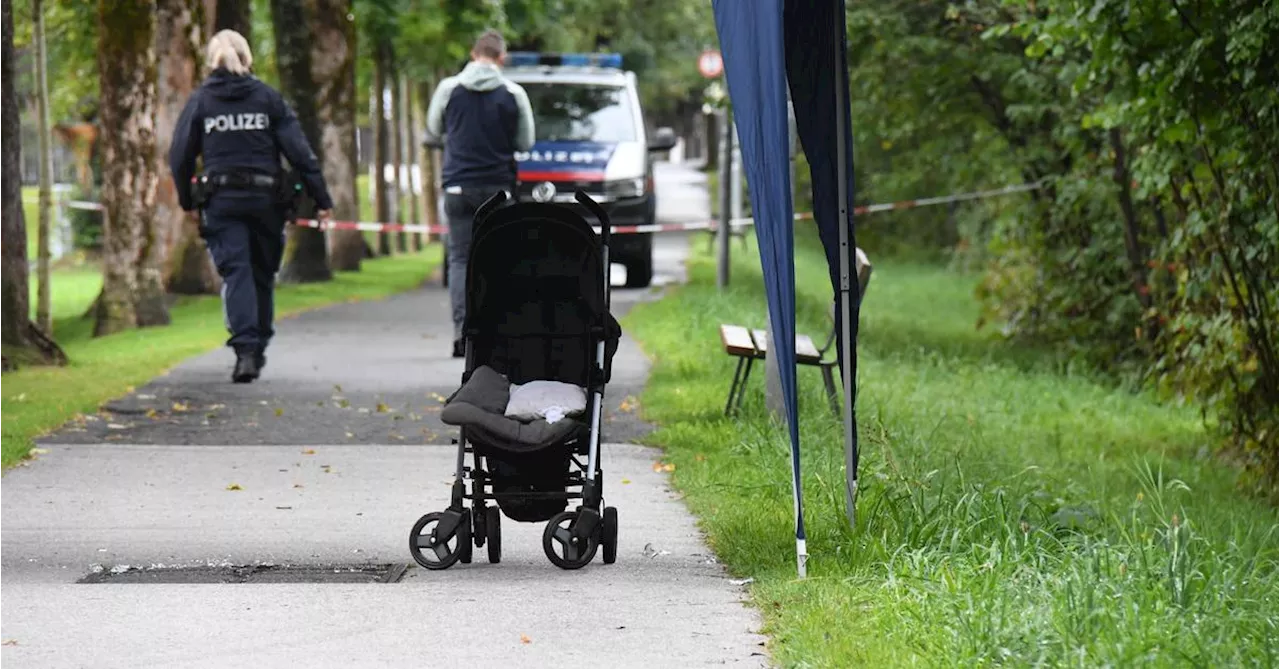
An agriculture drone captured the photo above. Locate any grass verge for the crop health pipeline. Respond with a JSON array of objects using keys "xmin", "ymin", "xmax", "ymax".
[
  {"xmin": 2, "ymin": 250, "xmax": 439, "ymax": 469},
  {"xmin": 620, "ymin": 229, "xmax": 1278, "ymax": 666}
]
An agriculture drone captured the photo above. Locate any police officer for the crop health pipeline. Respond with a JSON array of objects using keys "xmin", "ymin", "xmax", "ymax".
[{"xmin": 169, "ymin": 30, "xmax": 334, "ymax": 383}]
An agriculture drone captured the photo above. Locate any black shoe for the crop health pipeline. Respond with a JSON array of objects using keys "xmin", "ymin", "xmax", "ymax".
[
  {"xmin": 255, "ymin": 350, "xmax": 267, "ymax": 370},
  {"xmin": 452, "ymin": 339, "xmax": 465, "ymax": 358},
  {"xmin": 233, "ymin": 355, "xmax": 260, "ymax": 383}
]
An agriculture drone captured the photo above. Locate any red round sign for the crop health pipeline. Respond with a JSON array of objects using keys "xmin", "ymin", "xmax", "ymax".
[{"xmin": 698, "ymin": 50, "xmax": 723, "ymax": 78}]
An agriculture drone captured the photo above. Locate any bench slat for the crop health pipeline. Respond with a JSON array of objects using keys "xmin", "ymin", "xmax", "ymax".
[
  {"xmin": 719, "ymin": 324, "xmax": 758, "ymax": 357},
  {"xmin": 750, "ymin": 329, "xmax": 823, "ymax": 364}
]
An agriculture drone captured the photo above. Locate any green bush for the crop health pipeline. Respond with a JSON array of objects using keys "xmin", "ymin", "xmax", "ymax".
[{"xmin": 66, "ymin": 184, "xmax": 103, "ymax": 252}]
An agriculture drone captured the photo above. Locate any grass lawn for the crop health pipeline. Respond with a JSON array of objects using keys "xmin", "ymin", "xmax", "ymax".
[
  {"xmin": 620, "ymin": 229, "xmax": 1278, "ymax": 666},
  {"xmin": 2, "ymin": 249, "xmax": 439, "ymax": 470}
]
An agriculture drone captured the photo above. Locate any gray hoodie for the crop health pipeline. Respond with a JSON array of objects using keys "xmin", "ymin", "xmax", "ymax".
[{"xmin": 426, "ymin": 62, "xmax": 536, "ymax": 187}]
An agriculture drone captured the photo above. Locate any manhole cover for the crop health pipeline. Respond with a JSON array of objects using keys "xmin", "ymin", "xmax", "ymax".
[{"xmin": 79, "ymin": 563, "xmax": 407, "ymax": 584}]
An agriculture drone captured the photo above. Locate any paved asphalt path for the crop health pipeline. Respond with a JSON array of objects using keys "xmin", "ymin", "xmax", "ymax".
[{"xmin": 1, "ymin": 162, "xmax": 770, "ymax": 668}]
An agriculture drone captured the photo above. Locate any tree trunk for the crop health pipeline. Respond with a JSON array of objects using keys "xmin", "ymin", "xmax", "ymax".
[
  {"xmin": 1108, "ymin": 127, "xmax": 1152, "ymax": 312},
  {"xmin": 158, "ymin": 0, "xmax": 220, "ymax": 295},
  {"xmin": 272, "ymin": 0, "xmax": 332, "ymax": 283},
  {"xmin": 417, "ymin": 79, "xmax": 441, "ymax": 244},
  {"xmin": 2, "ymin": 0, "xmax": 65, "ymax": 370},
  {"xmin": 391, "ymin": 68, "xmax": 408, "ymax": 253},
  {"xmin": 203, "ymin": 0, "xmax": 251, "ymax": 41},
  {"xmin": 404, "ymin": 74, "xmax": 423, "ymax": 251},
  {"xmin": 312, "ymin": 0, "xmax": 362, "ymax": 272},
  {"xmin": 33, "ymin": 0, "xmax": 53, "ymax": 334},
  {"xmin": 94, "ymin": 0, "xmax": 170, "ymax": 337},
  {"xmin": 373, "ymin": 42, "xmax": 393, "ymax": 256}
]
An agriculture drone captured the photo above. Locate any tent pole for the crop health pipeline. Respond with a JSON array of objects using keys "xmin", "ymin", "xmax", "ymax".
[
  {"xmin": 717, "ymin": 107, "xmax": 733, "ymax": 290},
  {"xmin": 832, "ymin": 0, "xmax": 858, "ymax": 530}
]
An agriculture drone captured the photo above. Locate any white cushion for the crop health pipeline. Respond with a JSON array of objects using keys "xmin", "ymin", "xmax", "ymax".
[{"xmin": 504, "ymin": 380, "xmax": 588, "ymax": 424}]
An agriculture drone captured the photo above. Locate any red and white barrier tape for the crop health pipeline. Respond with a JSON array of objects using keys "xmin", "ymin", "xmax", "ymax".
[{"xmin": 67, "ymin": 181, "xmax": 1041, "ymax": 235}]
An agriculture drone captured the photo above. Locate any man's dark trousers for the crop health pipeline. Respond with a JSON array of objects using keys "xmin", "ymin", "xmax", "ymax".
[
  {"xmin": 445, "ymin": 184, "xmax": 513, "ymax": 345},
  {"xmin": 201, "ymin": 192, "xmax": 287, "ymax": 360}
]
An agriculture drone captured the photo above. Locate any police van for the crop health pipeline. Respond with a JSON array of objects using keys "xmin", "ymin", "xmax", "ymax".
[{"xmin": 502, "ymin": 52, "xmax": 676, "ymax": 288}]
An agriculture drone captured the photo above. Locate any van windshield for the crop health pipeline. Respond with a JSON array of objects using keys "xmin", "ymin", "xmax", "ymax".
[{"xmin": 521, "ymin": 83, "xmax": 636, "ymax": 143}]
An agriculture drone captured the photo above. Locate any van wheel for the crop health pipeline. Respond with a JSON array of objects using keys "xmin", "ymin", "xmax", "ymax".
[{"xmin": 623, "ymin": 234, "xmax": 653, "ymax": 288}]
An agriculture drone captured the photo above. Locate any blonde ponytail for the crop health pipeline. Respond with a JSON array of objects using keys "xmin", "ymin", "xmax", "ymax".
[{"xmin": 206, "ymin": 29, "xmax": 253, "ymax": 75}]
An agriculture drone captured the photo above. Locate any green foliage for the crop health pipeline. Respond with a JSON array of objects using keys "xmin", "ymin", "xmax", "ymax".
[
  {"xmin": 844, "ymin": 0, "xmax": 1278, "ymax": 487},
  {"xmin": 66, "ymin": 184, "xmax": 103, "ymax": 252}
]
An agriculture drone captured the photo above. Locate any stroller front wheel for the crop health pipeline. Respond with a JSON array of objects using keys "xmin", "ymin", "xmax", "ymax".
[
  {"xmin": 409, "ymin": 511, "xmax": 468, "ymax": 570},
  {"xmin": 542, "ymin": 510, "xmax": 599, "ymax": 569}
]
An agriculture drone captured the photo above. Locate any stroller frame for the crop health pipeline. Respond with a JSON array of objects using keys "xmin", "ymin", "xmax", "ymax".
[{"xmin": 409, "ymin": 190, "xmax": 619, "ymax": 571}]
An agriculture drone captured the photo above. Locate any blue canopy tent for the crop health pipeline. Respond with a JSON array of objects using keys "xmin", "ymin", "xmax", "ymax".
[{"xmin": 711, "ymin": 0, "xmax": 860, "ymax": 577}]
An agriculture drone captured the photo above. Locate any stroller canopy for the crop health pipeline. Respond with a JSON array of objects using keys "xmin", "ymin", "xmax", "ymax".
[{"xmin": 464, "ymin": 200, "xmax": 621, "ymax": 388}]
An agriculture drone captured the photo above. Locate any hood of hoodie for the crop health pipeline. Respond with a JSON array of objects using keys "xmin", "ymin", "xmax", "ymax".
[
  {"xmin": 456, "ymin": 61, "xmax": 505, "ymax": 92},
  {"xmin": 203, "ymin": 69, "xmax": 260, "ymax": 101}
]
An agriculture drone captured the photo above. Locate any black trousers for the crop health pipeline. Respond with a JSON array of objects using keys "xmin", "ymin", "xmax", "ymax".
[
  {"xmin": 200, "ymin": 192, "xmax": 287, "ymax": 356},
  {"xmin": 444, "ymin": 184, "xmax": 514, "ymax": 340}
]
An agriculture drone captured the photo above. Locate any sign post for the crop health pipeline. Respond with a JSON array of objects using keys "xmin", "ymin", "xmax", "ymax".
[{"xmin": 698, "ymin": 49, "xmax": 723, "ymax": 79}]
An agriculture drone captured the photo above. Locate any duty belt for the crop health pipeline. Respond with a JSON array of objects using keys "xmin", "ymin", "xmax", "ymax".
[{"xmin": 205, "ymin": 173, "xmax": 278, "ymax": 189}]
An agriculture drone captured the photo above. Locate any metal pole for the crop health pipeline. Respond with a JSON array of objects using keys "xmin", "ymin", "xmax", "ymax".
[
  {"xmin": 833, "ymin": 1, "xmax": 858, "ymax": 531},
  {"xmin": 717, "ymin": 107, "xmax": 732, "ymax": 290},
  {"xmin": 730, "ymin": 119, "xmax": 743, "ymax": 223}
]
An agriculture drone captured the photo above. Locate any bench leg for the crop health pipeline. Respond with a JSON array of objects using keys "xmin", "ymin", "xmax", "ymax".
[
  {"xmin": 734, "ymin": 357, "xmax": 756, "ymax": 415},
  {"xmin": 821, "ymin": 364, "xmax": 840, "ymax": 416},
  {"xmin": 724, "ymin": 356, "xmax": 749, "ymax": 416}
]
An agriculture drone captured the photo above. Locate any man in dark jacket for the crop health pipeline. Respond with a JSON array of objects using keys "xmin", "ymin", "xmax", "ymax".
[
  {"xmin": 169, "ymin": 29, "xmax": 334, "ymax": 383},
  {"xmin": 425, "ymin": 29, "xmax": 535, "ymax": 357}
]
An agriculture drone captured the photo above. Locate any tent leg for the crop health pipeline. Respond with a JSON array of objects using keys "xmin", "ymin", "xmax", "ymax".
[{"xmin": 832, "ymin": 0, "xmax": 858, "ymax": 531}]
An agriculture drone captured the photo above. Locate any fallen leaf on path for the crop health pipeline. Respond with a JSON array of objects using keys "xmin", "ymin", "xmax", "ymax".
[
  {"xmin": 274, "ymin": 408, "xmax": 285, "ymax": 417},
  {"xmin": 520, "ymin": 635, "xmax": 532, "ymax": 645},
  {"xmin": 621, "ymin": 478, "xmax": 631, "ymax": 485},
  {"xmin": 618, "ymin": 397, "xmax": 637, "ymax": 413},
  {"xmin": 336, "ymin": 399, "xmax": 351, "ymax": 408},
  {"xmin": 652, "ymin": 462, "xmax": 675, "ymax": 472},
  {"xmin": 145, "ymin": 409, "xmax": 159, "ymax": 419},
  {"xmin": 333, "ymin": 384, "xmax": 343, "ymax": 393},
  {"xmin": 126, "ymin": 385, "xmax": 135, "ymax": 393},
  {"xmin": 30, "ymin": 448, "xmax": 50, "ymax": 456},
  {"xmin": 663, "ymin": 463, "xmax": 676, "ymax": 472},
  {"xmin": 375, "ymin": 402, "xmax": 390, "ymax": 413},
  {"xmin": 172, "ymin": 402, "xmax": 189, "ymax": 412},
  {"xmin": 302, "ymin": 449, "xmax": 316, "ymax": 455},
  {"xmin": 226, "ymin": 484, "xmax": 243, "ymax": 491}
]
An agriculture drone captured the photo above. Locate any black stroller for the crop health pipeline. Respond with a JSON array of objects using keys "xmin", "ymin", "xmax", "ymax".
[{"xmin": 409, "ymin": 190, "xmax": 622, "ymax": 570}]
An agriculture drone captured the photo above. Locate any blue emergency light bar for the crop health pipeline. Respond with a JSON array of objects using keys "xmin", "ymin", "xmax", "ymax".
[{"xmin": 506, "ymin": 52, "xmax": 623, "ymax": 69}]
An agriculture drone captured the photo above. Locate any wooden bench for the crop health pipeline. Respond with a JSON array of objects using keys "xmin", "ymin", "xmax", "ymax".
[
  {"xmin": 720, "ymin": 324, "xmax": 839, "ymax": 416},
  {"xmin": 719, "ymin": 247, "xmax": 873, "ymax": 417}
]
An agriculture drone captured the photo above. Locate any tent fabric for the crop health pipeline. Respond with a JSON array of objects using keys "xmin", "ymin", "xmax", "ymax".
[
  {"xmin": 711, "ymin": 0, "xmax": 805, "ymax": 550},
  {"xmin": 711, "ymin": 0, "xmax": 860, "ymax": 572},
  {"xmin": 783, "ymin": 0, "xmax": 860, "ymax": 390}
]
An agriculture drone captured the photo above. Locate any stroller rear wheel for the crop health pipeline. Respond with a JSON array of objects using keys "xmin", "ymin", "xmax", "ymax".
[
  {"xmin": 602, "ymin": 506, "xmax": 618, "ymax": 564},
  {"xmin": 542, "ymin": 510, "xmax": 599, "ymax": 569},
  {"xmin": 486, "ymin": 505, "xmax": 502, "ymax": 564},
  {"xmin": 409, "ymin": 510, "xmax": 468, "ymax": 570}
]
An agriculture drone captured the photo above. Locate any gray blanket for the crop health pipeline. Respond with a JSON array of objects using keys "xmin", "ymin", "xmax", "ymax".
[{"xmin": 440, "ymin": 365, "xmax": 580, "ymax": 448}]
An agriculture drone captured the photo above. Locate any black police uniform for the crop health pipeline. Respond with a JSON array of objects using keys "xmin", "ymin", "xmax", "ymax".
[{"xmin": 169, "ymin": 67, "xmax": 333, "ymax": 382}]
